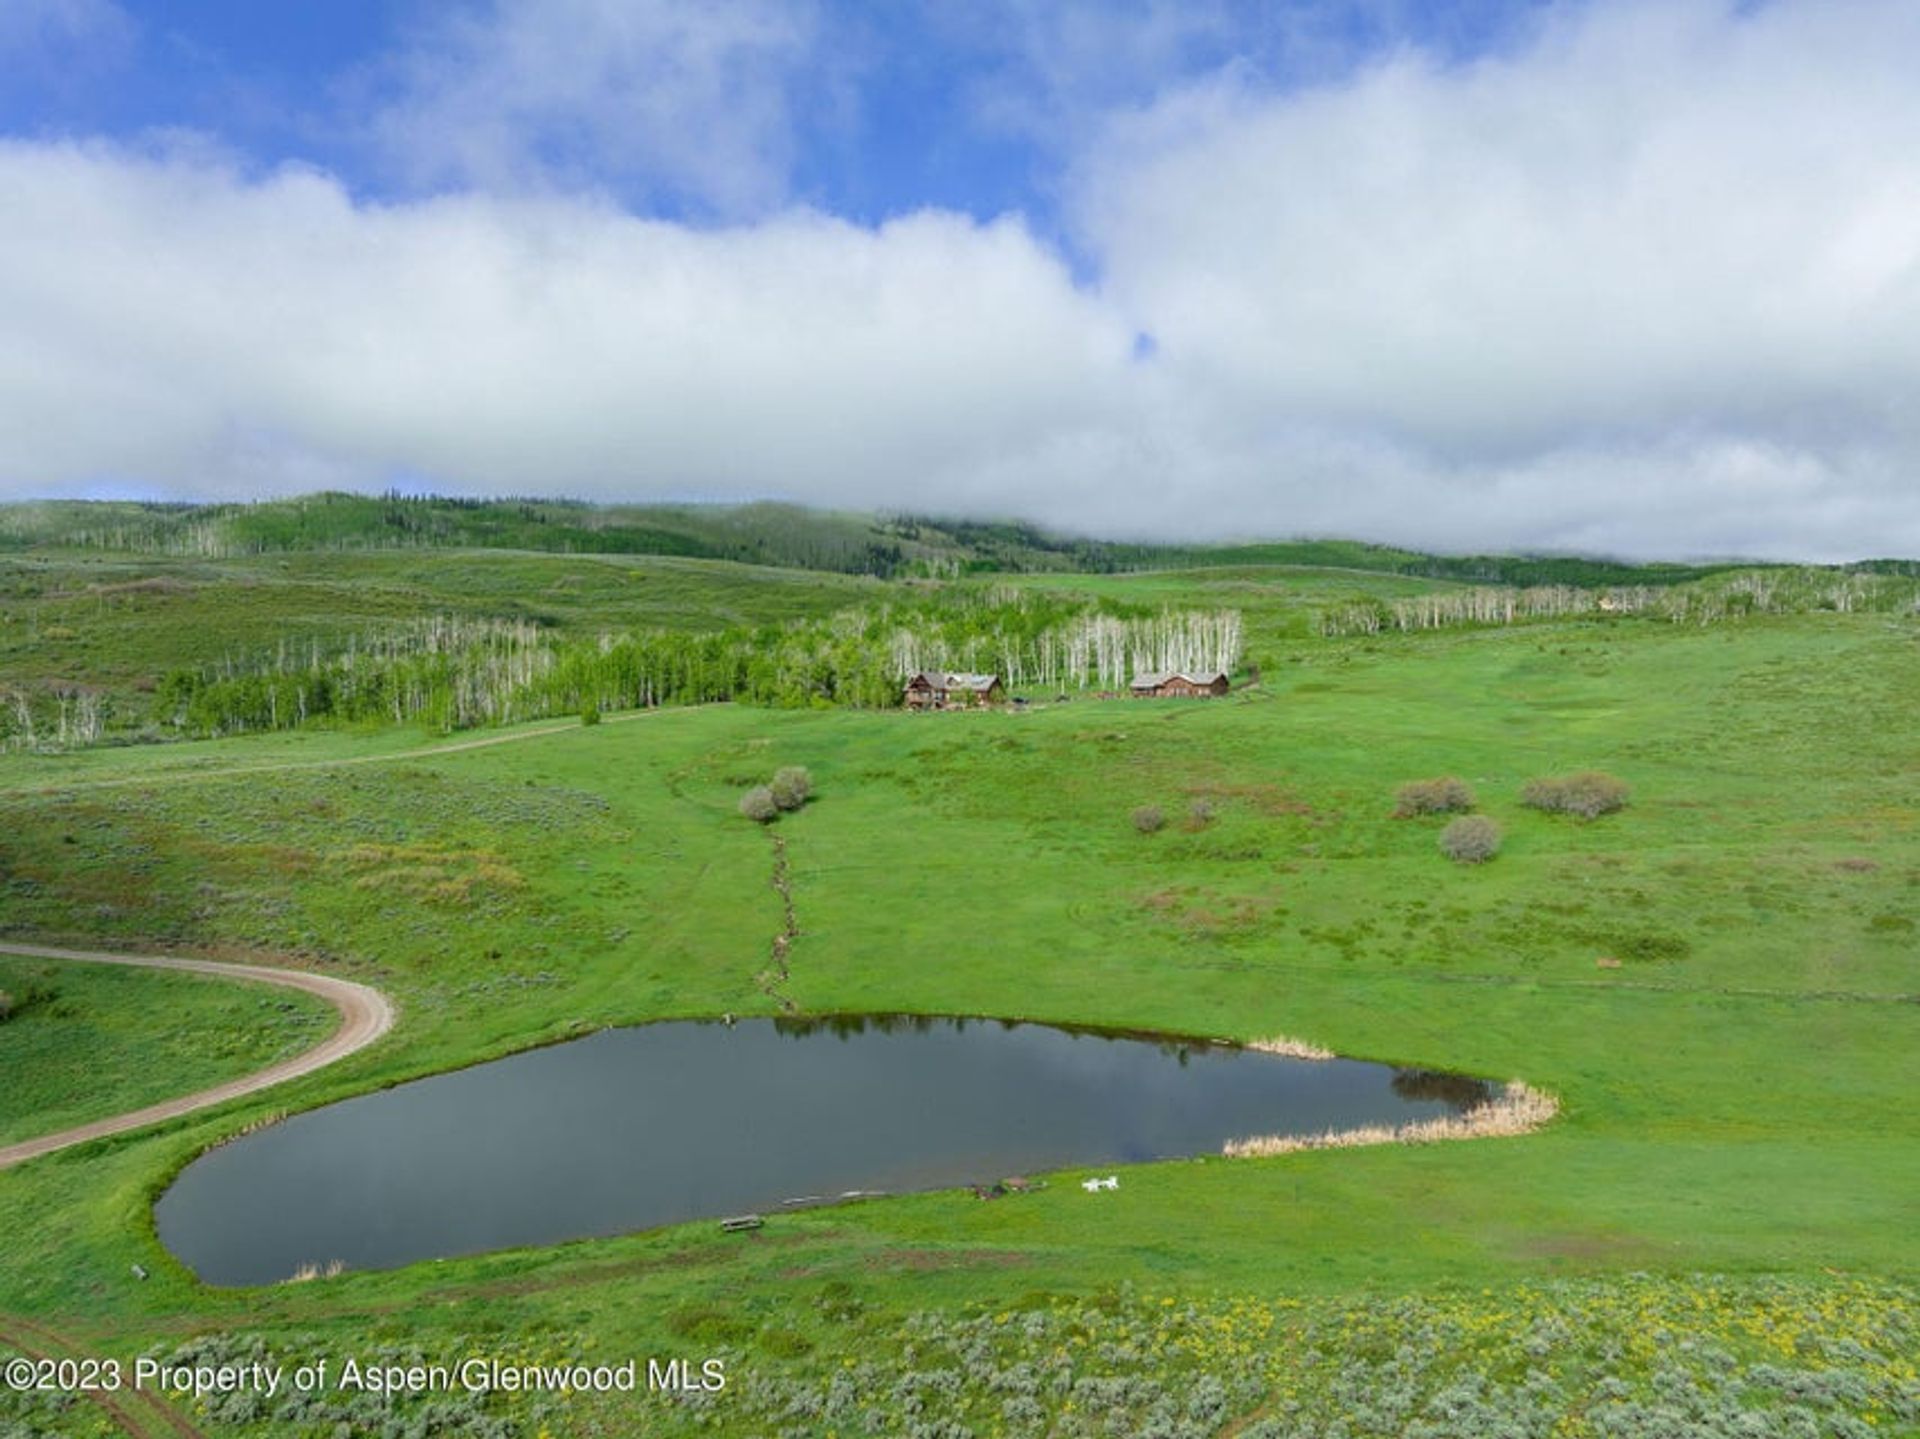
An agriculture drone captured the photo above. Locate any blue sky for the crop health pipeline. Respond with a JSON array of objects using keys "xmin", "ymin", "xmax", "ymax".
[
  {"xmin": 2, "ymin": 1, "xmax": 1554, "ymax": 228},
  {"xmin": 2, "ymin": 0, "xmax": 1918, "ymax": 559}
]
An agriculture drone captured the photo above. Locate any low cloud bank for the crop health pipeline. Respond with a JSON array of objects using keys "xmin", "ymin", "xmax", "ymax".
[{"xmin": 4, "ymin": 1, "xmax": 1920, "ymax": 560}]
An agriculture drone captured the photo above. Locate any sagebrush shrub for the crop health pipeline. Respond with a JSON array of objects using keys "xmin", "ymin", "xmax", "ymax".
[
  {"xmin": 739, "ymin": 786, "xmax": 779, "ymax": 823},
  {"xmin": 1393, "ymin": 777, "xmax": 1475, "ymax": 817},
  {"xmin": 1522, "ymin": 771, "xmax": 1629, "ymax": 819},
  {"xmin": 770, "ymin": 765, "xmax": 813, "ymax": 811},
  {"xmin": 1133, "ymin": 805, "xmax": 1165, "ymax": 834},
  {"xmin": 1440, "ymin": 815, "xmax": 1502, "ymax": 863}
]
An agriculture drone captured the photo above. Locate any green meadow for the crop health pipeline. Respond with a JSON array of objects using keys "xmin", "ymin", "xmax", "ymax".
[
  {"xmin": 0, "ymin": 956, "xmax": 330, "ymax": 1148},
  {"xmin": 0, "ymin": 547, "xmax": 877, "ymax": 730},
  {"xmin": 0, "ymin": 543, "xmax": 1916, "ymax": 1436}
]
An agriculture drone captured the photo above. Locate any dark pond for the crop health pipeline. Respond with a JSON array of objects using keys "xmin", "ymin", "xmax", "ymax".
[{"xmin": 155, "ymin": 1015, "xmax": 1491, "ymax": 1285}]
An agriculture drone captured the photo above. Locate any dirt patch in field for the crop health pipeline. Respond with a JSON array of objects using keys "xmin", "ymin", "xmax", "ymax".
[
  {"xmin": 83, "ymin": 576, "xmax": 197, "ymax": 597},
  {"xmin": 417, "ymin": 1238, "xmax": 817, "ymax": 1303},
  {"xmin": 1137, "ymin": 884, "xmax": 1273, "ymax": 937},
  {"xmin": 1183, "ymin": 780, "xmax": 1323, "ymax": 819}
]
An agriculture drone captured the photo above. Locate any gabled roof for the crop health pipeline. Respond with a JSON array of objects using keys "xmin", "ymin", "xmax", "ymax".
[
  {"xmin": 905, "ymin": 671, "xmax": 1001, "ymax": 691},
  {"xmin": 1130, "ymin": 670, "xmax": 1228, "ymax": 689}
]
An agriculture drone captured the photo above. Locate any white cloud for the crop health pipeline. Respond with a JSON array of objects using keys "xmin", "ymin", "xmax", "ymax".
[
  {"xmin": 0, "ymin": 0, "xmax": 133, "ymax": 78},
  {"xmin": 930, "ymin": 0, "xmax": 1242, "ymax": 149},
  {"xmin": 1065, "ymin": 0, "xmax": 1920, "ymax": 556},
  {"xmin": 1078, "ymin": 0, "xmax": 1920, "ymax": 454},
  {"xmin": 0, "ymin": 0, "xmax": 126, "ymax": 49},
  {"xmin": 4, "ymin": 0, "xmax": 1920, "ymax": 560},
  {"xmin": 360, "ymin": 0, "xmax": 825, "ymax": 215},
  {"xmin": 0, "ymin": 139, "xmax": 1131, "ymax": 505}
]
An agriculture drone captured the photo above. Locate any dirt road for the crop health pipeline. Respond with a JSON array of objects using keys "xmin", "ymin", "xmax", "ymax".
[
  {"xmin": 0, "ymin": 1313, "xmax": 208, "ymax": 1439},
  {"xmin": 0, "ymin": 941, "xmax": 393, "ymax": 1171},
  {"xmin": 0, "ymin": 700, "xmax": 696, "ymax": 798}
]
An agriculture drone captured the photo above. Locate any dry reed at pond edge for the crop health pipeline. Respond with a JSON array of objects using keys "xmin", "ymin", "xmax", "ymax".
[{"xmin": 1222, "ymin": 1081, "xmax": 1558, "ymax": 1158}]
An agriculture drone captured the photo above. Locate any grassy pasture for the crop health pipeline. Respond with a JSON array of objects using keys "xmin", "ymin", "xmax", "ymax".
[
  {"xmin": 0, "ymin": 955, "xmax": 330, "ymax": 1147},
  {"xmin": 0, "ymin": 548, "xmax": 879, "ymax": 730},
  {"xmin": 0, "ymin": 550, "xmax": 1451, "ymax": 753},
  {"xmin": 0, "ymin": 606, "xmax": 1915, "ymax": 1434},
  {"xmin": 4, "ymin": 551, "xmax": 1403, "ymax": 737},
  {"xmin": 1004, "ymin": 562, "xmax": 1470, "ymax": 650}
]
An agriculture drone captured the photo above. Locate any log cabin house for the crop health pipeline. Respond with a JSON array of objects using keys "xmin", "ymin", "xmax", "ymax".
[
  {"xmin": 1129, "ymin": 670, "xmax": 1230, "ymax": 698},
  {"xmin": 903, "ymin": 671, "xmax": 1005, "ymax": 710}
]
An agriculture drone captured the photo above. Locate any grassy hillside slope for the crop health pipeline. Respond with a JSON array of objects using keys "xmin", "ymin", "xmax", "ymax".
[
  {"xmin": 2, "ymin": 548, "xmax": 1425, "ymax": 737},
  {"xmin": 0, "ymin": 608, "xmax": 1914, "ymax": 1433},
  {"xmin": 0, "ymin": 492, "xmax": 1809, "ymax": 582},
  {"xmin": 0, "ymin": 954, "xmax": 330, "ymax": 1147},
  {"xmin": 0, "ymin": 548, "xmax": 877, "ymax": 729}
]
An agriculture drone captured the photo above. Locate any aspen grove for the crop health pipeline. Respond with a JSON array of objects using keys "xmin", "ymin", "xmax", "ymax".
[{"xmin": 127, "ymin": 593, "xmax": 1246, "ymax": 744}]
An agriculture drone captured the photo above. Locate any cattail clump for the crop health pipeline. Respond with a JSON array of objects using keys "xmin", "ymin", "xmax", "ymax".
[
  {"xmin": 1223, "ymin": 1081, "xmax": 1558, "ymax": 1158},
  {"xmin": 1246, "ymin": 1034, "xmax": 1335, "ymax": 1061},
  {"xmin": 284, "ymin": 1259, "xmax": 347, "ymax": 1284}
]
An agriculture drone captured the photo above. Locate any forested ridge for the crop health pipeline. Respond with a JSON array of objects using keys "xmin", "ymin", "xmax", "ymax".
[
  {"xmin": 4, "ymin": 494, "xmax": 1914, "ymax": 752},
  {"xmin": 4, "ymin": 492, "xmax": 1887, "ymax": 585}
]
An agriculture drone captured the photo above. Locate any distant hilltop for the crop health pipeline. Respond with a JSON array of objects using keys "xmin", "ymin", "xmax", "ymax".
[{"xmin": 1, "ymin": 492, "xmax": 1914, "ymax": 584}]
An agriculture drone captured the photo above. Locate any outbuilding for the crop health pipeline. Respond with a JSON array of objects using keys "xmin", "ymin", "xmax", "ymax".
[
  {"xmin": 904, "ymin": 671, "xmax": 1005, "ymax": 709},
  {"xmin": 1128, "ymin": 671, "xmax": 1230, "ymax": 698}
]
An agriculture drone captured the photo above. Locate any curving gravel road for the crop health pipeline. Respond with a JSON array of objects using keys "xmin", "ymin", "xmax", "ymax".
[{"xmin": 0, "ymin": 940, "xmax": 393, "ymax": 1171}]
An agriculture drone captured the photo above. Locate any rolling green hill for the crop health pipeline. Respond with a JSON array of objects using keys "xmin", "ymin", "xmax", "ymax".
[
  {"xmin": 0, "ymin": 494, "xmax": 1090, "ymax": 576},
  {"xmin": 0, "ymin": 608, "xmax": 1915, "ymax": 1436},
  {"xmin": 3, "ymin": 497, "xmax": 1915, "ymax": 756},
  {"xmin": 0, "ymin": 495, "xmax": 1915, "ymax": 1433},
  {"xmin": 0, "ymin": 491, "xmax": 1836, "ymax": 583}
]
